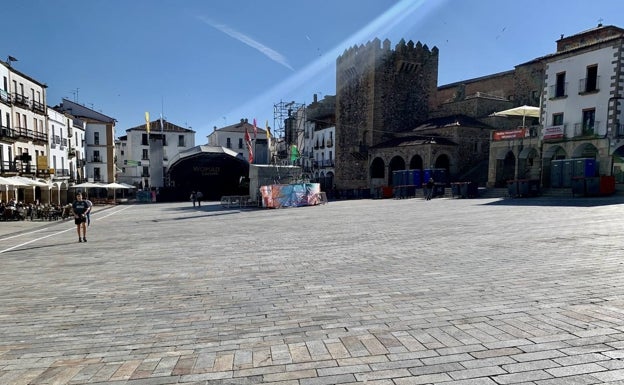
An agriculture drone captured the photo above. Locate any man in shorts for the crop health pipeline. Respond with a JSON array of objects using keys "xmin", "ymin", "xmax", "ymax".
[{"xmin": 72, "ymin": 192, "xmax": 89, "ymax": 242}]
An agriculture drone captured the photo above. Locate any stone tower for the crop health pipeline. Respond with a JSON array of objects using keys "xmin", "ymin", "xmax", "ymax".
[{"xmin": 335, "ymin": 38, "xmax": 439, "ymax": 189}]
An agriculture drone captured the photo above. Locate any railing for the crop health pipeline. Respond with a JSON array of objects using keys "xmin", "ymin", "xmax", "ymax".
[
  {"xmin": 51, "ymin": 169, "xmax": 71, "ymax": 177},
  {"xmin": 0, "ymin": 126, "xmax": 17, "ymax": 140},
  {"xmin": 31, "ymin": 100, "xmax": 45, "ymax": 113},
  {"xmin": 12, "ymin": 93, "xmax": 30, "ymax": 107},
  {"xmin": 0, "ymin": 89, "xmax": 10, "ymax": 104},
  {"xmin": 0, "ymin": 161, "xmax": 20, "ymax": 173},
  {"xmin": 579, "ymin": 76, "xmax": 599, "ymax": 93},
  {"xmin": 549, "ymin": 83, "xmax": 568, "ymax": 99},
  {"xmin": 14, "ymin": 127, "xmax": 48, "ymax": 142},
  {"xmin": 91, "ymin": 156, "xmax": 102, "ymax": 162},
  {"xmin": 616, "ymin": 124, "xmax": 624, "ymax": 137},
  {"xmin": 573, "ymin": 121, "xmax": 600, "ymax": 137},
  {"xmin": 326, "ymin": 139, "xmax": 333, "ymax": 147}
]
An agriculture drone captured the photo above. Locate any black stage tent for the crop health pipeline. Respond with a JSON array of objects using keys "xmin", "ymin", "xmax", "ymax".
[{"xmin": 166, "ymin": 145, "xmax": 249, "ymax": 201}]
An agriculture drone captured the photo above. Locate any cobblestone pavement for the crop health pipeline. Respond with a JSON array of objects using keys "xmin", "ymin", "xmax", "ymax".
[{"xmin": 1, "ymin": 196, "xmax": 624, "ymax": 385}]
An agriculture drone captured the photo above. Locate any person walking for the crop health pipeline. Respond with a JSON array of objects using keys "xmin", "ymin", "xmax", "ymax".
[
  {"xmin": 196, "ymin": 191, "xmax": 203, "ymax": 207},
  {"xmin": 190, "ymin": 191, "xmax": 196, "ymax": 207},
  {"xmin": 72, "ymin": 192, "xmax": 89, "ymax": 242},
  {"xmin": 84, "ymin": 197, "xmax": 93, "ymax": 226},
  {"xmin": 426, "ymin": 177, "xmax": 435, "ymax": 200}
]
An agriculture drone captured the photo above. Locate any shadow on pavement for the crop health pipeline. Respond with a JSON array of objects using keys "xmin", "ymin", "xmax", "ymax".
[{"xmin": 481, "ymin": 196, "xmax": 624, "ymax": 207}]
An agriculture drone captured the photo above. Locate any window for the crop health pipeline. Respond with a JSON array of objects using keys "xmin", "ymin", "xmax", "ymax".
[
  {"xmin": 142, "ymin": 133, "xmax": 148, "ymax": 145},
  {"xmin": 142, "ymin": 149, "xmax": 149, "ymax": 160},
  {"xmin": 238, "ymin": 138, "xmax": 243, "ymax": 149},
  {"xmin": 162, "ymin": 135, "xmax": 167, "ymax": 146},
  {"xmin": 142, "ymin": 166, "xmax": 149, "ymax": 177},
  {"xmin": 94, "ymin": 132, "xmax": 100, "ymax": 145},
  {"xmin": 555, "ymin": 72, "xmax": 566, "ymax": 98},
  {"xmin": 582, "ymin": 65, "xmax": 598, "ymax": 93},
  {"xmin": 178, "ymin": 135, "xmax": 184, "ymax": 147},
  {"xmin": 552, "ymin": 113, "xmax": 564, "ymax": 126},
  {"xmin": 94, "ymin": 167, "xmax": 101, "ymax": 181},
  {"xmin": 226, "ymin": 138, "xmax": 231, "ymax": 148},
  {"xmin": 582, "ymin": 108, "xmax": 595, "ymax": 134},
  {"xmin": 93, "ymin": 150, "xmax": 100, "ymax": 162}
]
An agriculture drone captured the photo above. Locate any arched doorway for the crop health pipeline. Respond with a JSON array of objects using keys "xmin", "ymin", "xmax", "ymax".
[
  {"xmin": 370, "ymin": 157, "xmax": 385, "ymax": 179},
  {"xmin": 613, "ymin": 145, "xmax": 624, "ymax": 183},
  {"xmin": 409, "ymin": 155, "xmax": 423, "ymax": 170},
  {"xmin": 572, "ymin": 143, "xmax": 598, "ymax": 159},
  {"xmin": 388, "ymin": 156, "xmax": 406, "ymax": 186},
  {"xmin": 433, "ymin": 154, "xmax": 450, "ymax": 171},
  {"xmin": 496, "ymin": 151, "xmax": 516, "ymax": 187}
]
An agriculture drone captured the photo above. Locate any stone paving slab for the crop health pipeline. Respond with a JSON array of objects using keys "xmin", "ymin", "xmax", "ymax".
[{"xmin": 0, "ymin": 196, "xmax": 624, "ymax": 384}]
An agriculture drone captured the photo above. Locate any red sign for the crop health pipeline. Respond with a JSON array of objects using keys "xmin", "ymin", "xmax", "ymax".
[{"xmin": 493, "ymin": 128, "xmax": 526, "ymax": 141}]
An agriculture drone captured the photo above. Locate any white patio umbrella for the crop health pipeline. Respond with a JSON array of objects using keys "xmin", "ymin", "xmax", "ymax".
[
  {"xmin": 104, "ymin": 182, "xmax": 130, "ymax": 202},
  {"xmin": 71, "ymin": 182, "xmax": 104, "ymax": 200},
  {"xmin": 490, "ymin": 105, "xmax": 540, "ymax": 128}
]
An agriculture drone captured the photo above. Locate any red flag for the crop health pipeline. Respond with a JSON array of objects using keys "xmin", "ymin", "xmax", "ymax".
[
  {"xmin": 245, "ymin": 127, "xmax": 254, "ymax": 163},
  {"xmin": 253, "ymin": 118, "xmax": 257, "ymax": 139}
]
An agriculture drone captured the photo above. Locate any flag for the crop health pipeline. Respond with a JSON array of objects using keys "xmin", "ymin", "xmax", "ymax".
[
  {"xmin": 253, "ymin": 118, "xmax": 257, "ymax": 139},
  {"xmin": 245, "ymin": 127, "xmax": 254, "ymax": 163},
  {"xmin": 290, "ymin": 145, "xmax": 299, "ymax": 162},
  {"xmin": 7, "ymin": 56, "xmax": 18, "ymax": 62},
  {"xmin": 266, "ymin": 120, "xmax": 270, "ymax": 139},
  {"xmin": 145, "ymin": 112, "xmax": 150, "ymax": 134}
]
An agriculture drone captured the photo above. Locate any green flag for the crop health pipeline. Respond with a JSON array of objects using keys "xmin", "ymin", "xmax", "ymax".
[{"xmin": 290, "ymin": 145, "xmax": 299, "ymax": 162}]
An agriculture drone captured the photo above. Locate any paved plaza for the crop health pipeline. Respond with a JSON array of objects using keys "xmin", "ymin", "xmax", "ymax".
[{"xmin": 1, "ymin": 196, "xmax": 624, "ymax": 384}]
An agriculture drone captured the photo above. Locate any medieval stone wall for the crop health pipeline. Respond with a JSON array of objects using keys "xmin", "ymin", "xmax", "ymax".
[{"xmin": 335, "ymin": 38, "xmax": 438, "ymax": 189}]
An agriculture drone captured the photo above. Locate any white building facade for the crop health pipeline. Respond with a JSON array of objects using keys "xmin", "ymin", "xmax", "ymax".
[
  {"xmin": 0, "ymin": 60, "xmax": 48, "ymax": 177},
  {"xmin": 541, "ymin": 25, "xmax": 624, "ymax": 185},
  {"xmin": 116, "ymin": 120, "xmax": 195, "ymax": 188},
  {"xmin": 48, "ymin": 107, "xmax": 86, "ymax": 183},
  {"xmin": 56, "ymin": 99, "xmax": 116, "ymax": 183},
  {"xmin": 207, "ymin": 119, "xmax": 269, "ymax": 164}
]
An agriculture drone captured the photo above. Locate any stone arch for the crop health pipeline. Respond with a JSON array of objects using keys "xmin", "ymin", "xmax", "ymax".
[
  {"xmin": 613, "ymin": 144, "xmax": 624, "ymax": 183},
  {"xmin": 409, "ymin": 154, "xmax": 424, "ymax": 170},
  {"xmin": 370, "ymin": 157, "xmax": 385, "ymax": 179},
  {"xmin": 543, "ymin": 145, "xmax": 567, "ymax": 160},
  {"xmin": 572, "ymin": 143, "xmax": 599, "ymax": 159},
  {"xmin": 388, "ymin": 156, "xmax": 406, "ymax": 186},
  {"xmin": 433, "ymin": 153, "xmax": 450, "ymax": 170},
  {"xmin": 494, "ymin": 150, "xmax": 516, "ymax": 187}
]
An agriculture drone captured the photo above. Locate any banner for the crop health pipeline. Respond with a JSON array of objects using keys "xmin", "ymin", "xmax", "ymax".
[
  {"xmin": 543, "ymin": 125, "xmax": 564, "ymax": 140},
  {"xmin": 492, "ymin": 128, "xmax": 526, "ymax": 141}
]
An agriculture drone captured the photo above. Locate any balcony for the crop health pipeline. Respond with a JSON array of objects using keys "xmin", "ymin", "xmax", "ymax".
[
  {"xmin": 91, "ymin": 156, "xmax": 102, "ymax": 162},
  {"xmin": 579, "ymin": 76, "xmax": 599, "ymax": 94},
  {"xmin": 31, "ymin": 100, "xmax": 45, "ymax": 114},
  {"xmin": 0, "ymin": 89, "xmax": 10, "ymax": 105},
  {"xmin": 12, "ymin": 93, "xmax": 30, "ymax": 108},
  {"xmin": 616, "ymin": 124, "xmax": 624, "ymax": 137},
  {"xmin": 573, "ymin": 121, "xmax": 600, "ymax": 137},
  {"xmin": 0, "ymin": 126, "xmax": 17, "ymax": 141},
  {"xmin": 549, "ymin": 83, "xmax": 568, "ymax": 99},
  {"xmin": 68, "ymin": 148, "xmax": 76, "ymax": 158},
  {"xmin": 326, "ymin": 139, "xmax": 333, "ymax": 148}
]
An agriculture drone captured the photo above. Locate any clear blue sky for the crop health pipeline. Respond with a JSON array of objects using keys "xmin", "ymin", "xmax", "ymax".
[{"xmin": 4, "ymin": 0, "xmax": 624, "ymax": 141}]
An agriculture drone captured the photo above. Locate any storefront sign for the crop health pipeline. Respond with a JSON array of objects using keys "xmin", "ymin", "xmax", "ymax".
[
  {"xmin": 543, "ymin": 125, "xmax": 564, "ymax": 139},
  {"xmin": 492, "ymin": 128, "xmax": 526, "ymax": 141}
]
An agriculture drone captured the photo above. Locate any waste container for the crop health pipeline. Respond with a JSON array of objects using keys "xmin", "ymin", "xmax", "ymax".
[
  {"xmin": 571, "ymin": 177, "xmax": 586, "ymax": 196},
  {"xmin": 451, "ymin": 182, "xmax": 461, "ymax": 198},
  {"xmin": 507, "ymin": 180, "xmax": 519, "ymax": 197},
  {"xmin": 527, "ymin": 179, "xmax": 540, "ymax": 197},
  {"xmin": 585, "ymin": 177, "xmax": 600, "ymax": 196}
]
